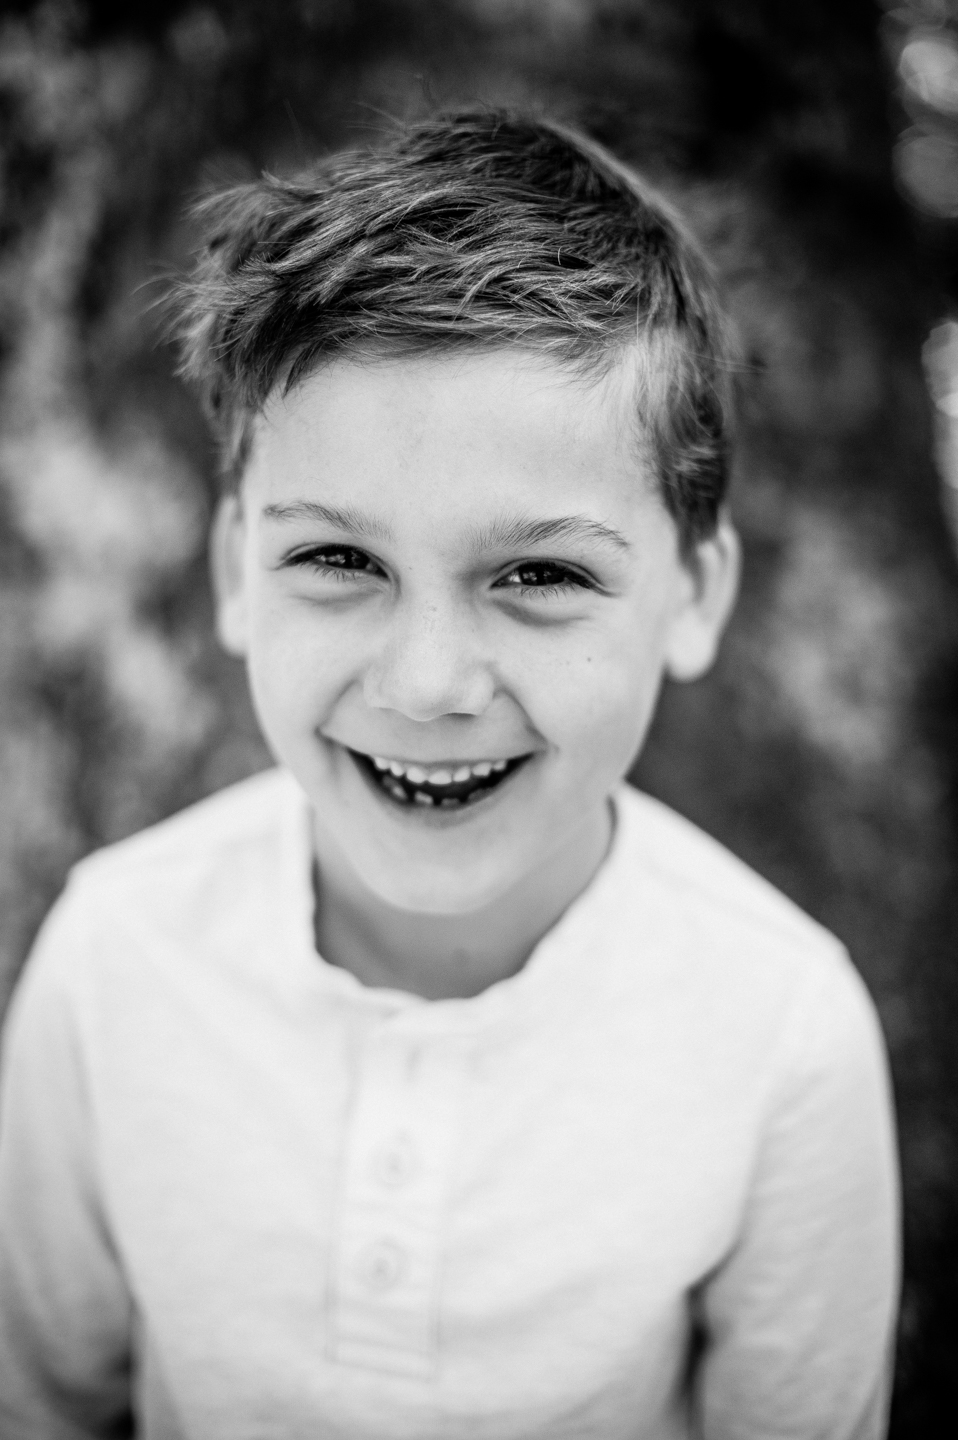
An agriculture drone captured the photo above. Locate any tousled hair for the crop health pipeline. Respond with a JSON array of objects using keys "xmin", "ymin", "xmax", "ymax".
[{"xmin": 174, "ymin": 110, "xmax": 733, "ymax": 546}]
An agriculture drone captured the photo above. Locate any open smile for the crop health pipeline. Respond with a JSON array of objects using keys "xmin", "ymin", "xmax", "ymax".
[{"xmin": 348, "ymin": 749, "xmax": 532, "ymax": 810}]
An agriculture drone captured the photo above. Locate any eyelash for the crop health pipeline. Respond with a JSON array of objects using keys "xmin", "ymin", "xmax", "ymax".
[
  {"xmin": 285, "ymin": 547, "xmax": 593, "ymax": 596},
  {"xmin": 289, "ymin": 546, "xmax": 383, "ymax": 581},
  {"xmin": 494, "ymin": 562, "xmax": 592, "ymax": 596}
]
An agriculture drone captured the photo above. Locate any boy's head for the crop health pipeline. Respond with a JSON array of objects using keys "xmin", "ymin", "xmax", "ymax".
[{"xmin": 176, "ymin": 112, "xmax": 740, "ymax": 919}]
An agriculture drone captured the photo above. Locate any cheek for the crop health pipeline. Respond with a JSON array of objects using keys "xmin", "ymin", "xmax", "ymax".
[
  {"xmin": 512, "ymin": 609, "xmax": 670, "ymax": 753},
  {"xmin": 574, "ymin": 668, "xmax": 663, "ymax": 776},
  {"xmin": 244, "ymin": 599, "xmax": 350, "ymax": 733}
]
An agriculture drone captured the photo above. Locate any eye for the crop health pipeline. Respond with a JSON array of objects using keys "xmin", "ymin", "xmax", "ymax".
[
  {"xmin": 495, "ymin": 560, "xmax": 593, "ymax": 596},
  {"xmin": 286, "ymin": 544, "xmax": 385, "ymax": 580}
]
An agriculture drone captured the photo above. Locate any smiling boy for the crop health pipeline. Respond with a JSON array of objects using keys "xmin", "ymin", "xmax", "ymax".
[{"xmin": 0, "ymin": 114, "xmax": 899, "ymax": 1438}]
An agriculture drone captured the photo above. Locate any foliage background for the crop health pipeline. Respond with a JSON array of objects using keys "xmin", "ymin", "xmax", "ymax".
[{"xmin": 1, "ymin": 0, "xmax": 957, "ymax": 1430}]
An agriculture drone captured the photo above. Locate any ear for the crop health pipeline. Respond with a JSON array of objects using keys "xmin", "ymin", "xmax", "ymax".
[
  {"xmin": 209, "ymin": 494, "xmax": 250, "ymax": 657},
  {"xmin": 663, "ymin": 518, "xmax": 741, "ymax": 682}
]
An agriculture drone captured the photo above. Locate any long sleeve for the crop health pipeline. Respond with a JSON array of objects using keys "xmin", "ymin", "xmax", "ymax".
[
  {"xmin": 695, "ymin": 958, "xmax": 900, "ymax": 1440},
  {"xmin": 0, "ymin": 893, "xmax": 135, "ymax": 1440}
]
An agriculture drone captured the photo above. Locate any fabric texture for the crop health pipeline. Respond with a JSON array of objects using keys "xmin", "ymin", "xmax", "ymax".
[{"xmin": 0, "ymin": 770, "xmax": 900, "ymax": 1440}]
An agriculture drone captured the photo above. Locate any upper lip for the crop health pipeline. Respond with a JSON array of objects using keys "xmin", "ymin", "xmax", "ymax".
[
  {"xmin": 343, "ymin": 749, "xmax": 536, "ymax": 787},
  {"xmin": 343, "ymin": 745, "xmax": 533, "ymax": 767}
]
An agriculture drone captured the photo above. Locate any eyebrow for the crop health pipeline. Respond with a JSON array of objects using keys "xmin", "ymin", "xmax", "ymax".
[
  {"xmin": 261, "ymin": 500, "xmax": 392, "ymax": 542},
  {"xmin": 262, "ymin": 500, "xmax": 631, "ymax": 555},
  {"xmin": 469, "ymin": 514, "xmax": 632, "ymax": 555}
]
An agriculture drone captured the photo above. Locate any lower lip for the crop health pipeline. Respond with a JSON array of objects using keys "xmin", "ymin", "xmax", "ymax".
[{"xmin": 344, "ymin": 748, "xmax": 533, "ymax": 823}]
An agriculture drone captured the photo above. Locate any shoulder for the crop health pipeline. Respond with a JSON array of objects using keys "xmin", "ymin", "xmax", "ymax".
[
  {"xmin": 601, "ymin": 787, "xmax": 891, "ymax": 1129},
  {"xmin": 11, "ymin": 769, "xmax": 306, "ymax": 1004},
  {"xmin": 614, "ymin": 783, "xmax": 835, "ymax": 954},
  {"xmin": 609, "ymin": 784, "xmax": 877, "ymax": 1042},
  {"xmin": 72, "ymin": 766, "xmax": 299, "ymax": 894}
]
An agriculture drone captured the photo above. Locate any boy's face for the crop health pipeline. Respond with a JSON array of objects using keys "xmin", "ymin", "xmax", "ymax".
[{"xmin": 214, "ymin": 350, "xmax": 738, "ymax": 915}]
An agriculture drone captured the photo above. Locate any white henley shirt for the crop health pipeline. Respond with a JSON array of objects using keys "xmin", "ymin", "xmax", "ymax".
[{"xmin": 0, "ymin": 769, "xmax": 900, "ymax": 1440}]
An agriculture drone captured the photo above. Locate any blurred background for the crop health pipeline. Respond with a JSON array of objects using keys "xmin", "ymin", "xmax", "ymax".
[{"xmin": 0, "ymin": 0, "xmax": 956, "ymax": 1429}]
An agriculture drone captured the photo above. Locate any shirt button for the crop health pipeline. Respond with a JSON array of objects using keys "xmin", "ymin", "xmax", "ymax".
[
  {"xmin": 356, "ymin": 1239, "xmax": 407, "ymax": 1292},
  {"xmin": 370, "ymin": 1132, "xmax": 419, "ymax": 1189}
]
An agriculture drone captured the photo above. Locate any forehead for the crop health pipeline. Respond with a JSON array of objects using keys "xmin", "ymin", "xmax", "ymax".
[{"xmin": 244, "ymin": 348, "xmax": 663, "ymax": 534}]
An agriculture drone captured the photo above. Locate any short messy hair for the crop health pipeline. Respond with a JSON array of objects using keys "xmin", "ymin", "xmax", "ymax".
[{"xmin": 175, "ymin": 110, "xmax": 733, "ymax": 547}]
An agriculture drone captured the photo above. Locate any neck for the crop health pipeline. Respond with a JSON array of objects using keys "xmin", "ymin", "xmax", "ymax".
[{"xmin": 312, "ymin": 804, "xmax": 613, "ymax": 1001}]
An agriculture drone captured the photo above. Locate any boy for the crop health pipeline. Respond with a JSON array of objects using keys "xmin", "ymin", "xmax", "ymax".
[{"xmin": 0, "ymin": 113, "xmax": 899, "ymax": 1438}]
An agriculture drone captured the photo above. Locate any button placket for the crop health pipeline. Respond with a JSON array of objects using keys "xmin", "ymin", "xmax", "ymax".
[
  {"xmin": 328, "ymin": 1026, "xmax": 471, "ymax": 1378},
  {"xmin": 370, "ymin": 1130, "xmax": 419, "ymax": 1190}
]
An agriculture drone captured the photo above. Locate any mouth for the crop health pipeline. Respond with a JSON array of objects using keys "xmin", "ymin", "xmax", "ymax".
[{"xmin": 347, "ymin": 748, "xmax": 532, "ymax": 811}]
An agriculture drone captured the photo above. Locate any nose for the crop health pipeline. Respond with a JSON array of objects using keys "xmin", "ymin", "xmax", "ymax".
[{"xmin": 362, "ymin": 596, "xmax": 495, "ymax": 722}]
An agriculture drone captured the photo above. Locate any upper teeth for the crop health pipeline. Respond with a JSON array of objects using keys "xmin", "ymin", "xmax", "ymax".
[{"xmin": 373, "ymin": 756, "xmax": 511, "ymax": 785}]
